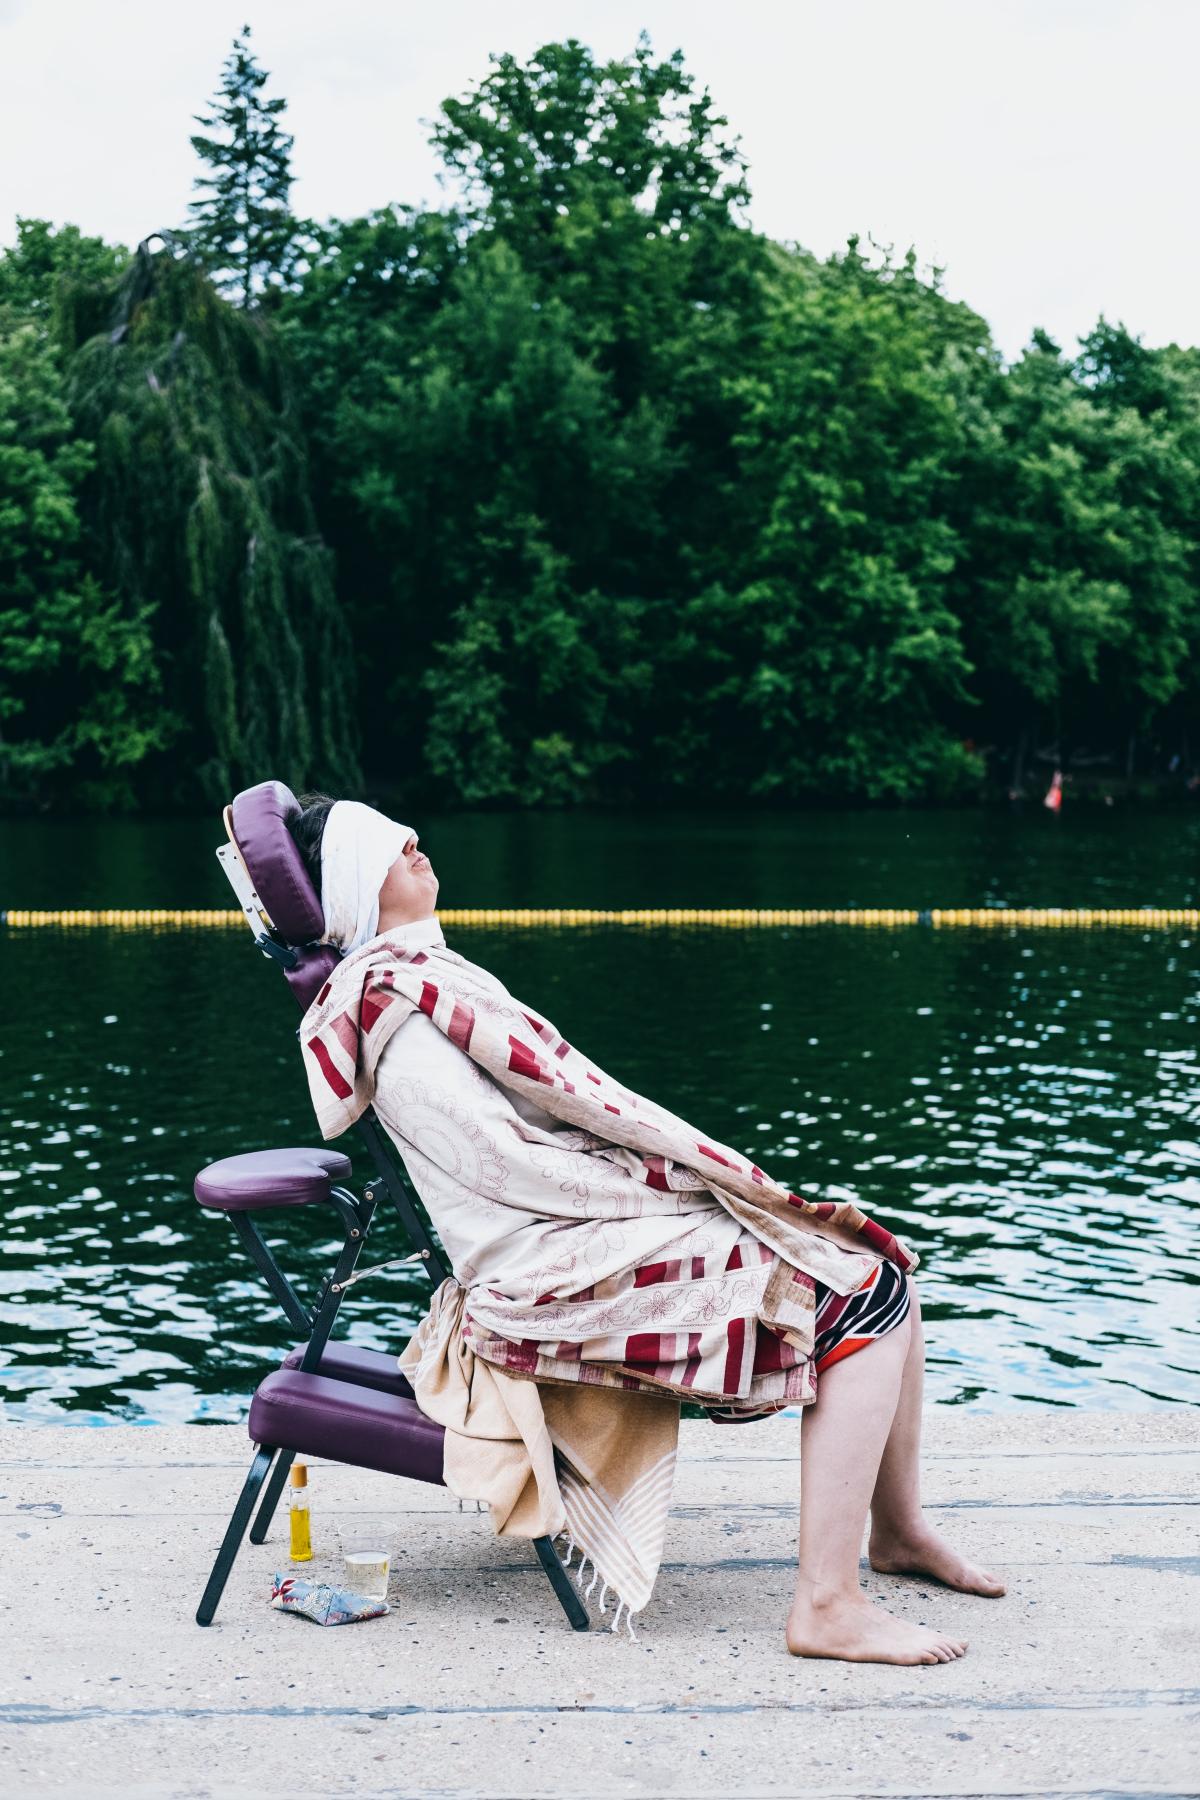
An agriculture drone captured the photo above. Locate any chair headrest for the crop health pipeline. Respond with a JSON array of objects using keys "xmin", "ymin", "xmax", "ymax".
[
  {"xmin": 228, "ymin": 781, "xmax": 325, "ymax": 947},
  {"xmin": 226, "ymin": 781, "xmax": 344, "ymax": 1013}
]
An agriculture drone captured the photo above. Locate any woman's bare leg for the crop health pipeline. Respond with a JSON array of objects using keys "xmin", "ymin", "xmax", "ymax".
[
  {"xmin": 787, "ymin": 1307, "xmax": 969, "ymax": 1664},
  {"xmin": 868, "ymin": 1282, "xmax": 1006, "ymax": 1597}
]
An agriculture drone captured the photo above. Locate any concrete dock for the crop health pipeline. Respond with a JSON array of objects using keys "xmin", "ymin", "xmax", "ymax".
[{"xmin": 3, "ymin": 1408, "xmax": 1198, "ymax": 1798}]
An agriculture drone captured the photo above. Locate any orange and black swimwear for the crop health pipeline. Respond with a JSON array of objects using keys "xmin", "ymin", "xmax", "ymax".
[{"xmin": 812, "ymin": 1258, "xmax": 911, "ymax": 1374}]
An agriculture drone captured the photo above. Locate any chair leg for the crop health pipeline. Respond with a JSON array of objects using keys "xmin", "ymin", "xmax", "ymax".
[
  {"xmin": 249, "ymin": 1446, "xmax": 296, "ymax": 1545},
  {"xmin": 196, "ymin": 1445, "xmax": 276, "ymax": 1626},
  {"xmin": 533, "ymin": 1534, "xmax": 590, "ymax": 1631}
]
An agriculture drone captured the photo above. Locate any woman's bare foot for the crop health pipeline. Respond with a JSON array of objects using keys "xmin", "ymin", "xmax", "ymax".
[
  {"xmin": 787, "ymin": 1586, "xmax": 968, "ymax": 1665},
  {"xmin": 869, "ymin": 1522, "xmax": 1007, "ymax": 1596}
]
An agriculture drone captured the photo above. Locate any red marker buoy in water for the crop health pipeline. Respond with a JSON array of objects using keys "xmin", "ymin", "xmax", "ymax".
[{"xmin": 1044, "ymin": 770, "xmax": 1063, "ymax": 812}]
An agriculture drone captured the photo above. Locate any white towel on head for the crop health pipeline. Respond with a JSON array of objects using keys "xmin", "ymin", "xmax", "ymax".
[{"xmin": 318, "ymin": 800, "xmax": 414, "ymax": 954}]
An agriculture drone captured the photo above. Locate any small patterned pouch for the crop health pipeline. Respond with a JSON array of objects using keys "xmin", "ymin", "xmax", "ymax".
[{"xmin": 269, "ymin": 1573, "xmax": 389, "ymax": 1625}]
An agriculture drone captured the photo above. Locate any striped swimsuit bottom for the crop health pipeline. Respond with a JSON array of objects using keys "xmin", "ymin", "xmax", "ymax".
[{"xmin": 812, "ymin": 1257, "xmax": 911, "ymax": 1375}]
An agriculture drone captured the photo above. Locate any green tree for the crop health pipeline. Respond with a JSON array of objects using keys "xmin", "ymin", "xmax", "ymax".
[
  {"xmin": 327, "ymin": 239, "xmax": 666, "ymax": 799},
  {"xmin": 61, "ymin": 239, "xmax": 360, "ymax": 805},
  {"xmin": 274, "ymin": 203, "xmax": 467, "ymax": 732},
  {"xmin": 0, "ymin": 321, "xmax": 167, "ymax": 806},
  {"xmin": 0, "ymin": 218, "xmax": 129, "ymax": 327},
  {"xmin": 187, "ymin": 25, "xmax": 296, "ymax": 307},
  {"xmin": 432, "ymin": 33, "xmax": 751, "ymax": 285},
  {"xmin": 429, "ymin": 33, "xmax": 766, "ymax": 578},
  {"xmin": 648, "ymin": 242, "xmax": 990, "ymax": 802},
  {"xmin": 955, "ymin": 326, "xmax": 1199, "ymax": 781},
  {"xmin": 280, "ymin": 36, "xmax": 765, "ymax": 795},
  {"xmin": 1076, "ymin": 322, "xmax": 1200, "ymax": 768},
  {"xmin": 421, "ymin": 512, "xmax": 652, "ymax": 806}
]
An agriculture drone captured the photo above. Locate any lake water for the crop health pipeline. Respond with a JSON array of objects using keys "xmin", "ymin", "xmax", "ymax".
[{"xmin": 2, "ymin": 807, "xmax": 1199, "ymax": 1422}]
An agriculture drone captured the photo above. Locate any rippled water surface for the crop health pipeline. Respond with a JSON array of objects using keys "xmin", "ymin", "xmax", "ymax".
[{"xmin": 2, "ymin": 807, "xmax": 1199, "ymax": 1420}]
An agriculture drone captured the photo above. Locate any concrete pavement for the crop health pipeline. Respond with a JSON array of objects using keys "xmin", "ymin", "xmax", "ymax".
[{"xmin": 2, "ymin": 1408, "xmax": 1198, "ymax": 1798}]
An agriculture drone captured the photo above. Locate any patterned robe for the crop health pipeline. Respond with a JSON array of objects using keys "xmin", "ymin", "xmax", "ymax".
[{"xmin": 301, "ymin": 918, "xmax": 917, "ymax": 1413}]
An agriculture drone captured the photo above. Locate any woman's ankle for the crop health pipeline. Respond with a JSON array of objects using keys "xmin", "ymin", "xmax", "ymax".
[
  {"xmin": 790, "ymin": 1573, "xmax": 862, "ymax": 1614},
  {"xmin": 869, "ymin": 1508, "xmax": 927, "ymax": 1548}
]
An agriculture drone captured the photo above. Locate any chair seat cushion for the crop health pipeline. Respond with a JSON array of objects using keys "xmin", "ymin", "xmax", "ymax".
[
  {"xmin": 281, "ymin": 1342, "xmax": 415, "ymax": 1401},
  {"xmin": 194, "ymin": 1147, "xmax": 353, "ymax": 1212},
  {"xmin": 248, "ymin": 1368, "xmax": 445, "ymax": 1486}
]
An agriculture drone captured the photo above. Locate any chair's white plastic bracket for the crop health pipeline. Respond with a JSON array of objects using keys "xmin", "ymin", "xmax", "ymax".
[{"xmin": 215, "ymin": 806, "xmax": 292, "ymax": 961}]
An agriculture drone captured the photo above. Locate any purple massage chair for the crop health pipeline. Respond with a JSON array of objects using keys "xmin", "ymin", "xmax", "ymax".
[{"xmin": 193, "ymin": 780, "xmax": 588, "ymax": 1630}]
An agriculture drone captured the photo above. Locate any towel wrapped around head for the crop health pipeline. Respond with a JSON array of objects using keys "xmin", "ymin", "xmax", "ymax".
[{"xmin": 318, "ymin": 800, "xmax": 414, "ymax": 955}]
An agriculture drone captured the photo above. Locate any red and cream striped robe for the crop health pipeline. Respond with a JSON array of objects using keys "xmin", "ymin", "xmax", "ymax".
[{"xmin": 300, "ymin": 917, "xmax": 917, "ymax": 1414}]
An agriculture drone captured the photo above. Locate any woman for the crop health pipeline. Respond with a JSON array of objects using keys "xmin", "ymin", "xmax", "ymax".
[{"xmin": 291, "ymin": 796, "xmax": 1006, "ymax": 1660}]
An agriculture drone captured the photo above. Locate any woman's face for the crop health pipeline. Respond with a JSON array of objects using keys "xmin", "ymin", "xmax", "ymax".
[{"xmin": 377, "ymin": 829, "xmax": 440, "ymax": 925}]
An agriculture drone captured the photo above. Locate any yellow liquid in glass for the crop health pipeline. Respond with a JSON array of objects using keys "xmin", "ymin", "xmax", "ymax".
[{"xmin": 289, "ymin": 1504, "xmax": 313, "ymax": 1562}]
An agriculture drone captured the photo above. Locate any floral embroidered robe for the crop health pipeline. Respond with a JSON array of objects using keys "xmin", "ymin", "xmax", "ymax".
[{"xmin": 302, "ymin": 917, "xmax": 917, "ymax": 1413}]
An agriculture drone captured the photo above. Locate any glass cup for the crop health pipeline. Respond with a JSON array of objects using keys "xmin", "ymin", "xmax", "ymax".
[{"xmin": 343, "ymin": 1548, "xmax": 390, "ymax": 1601}]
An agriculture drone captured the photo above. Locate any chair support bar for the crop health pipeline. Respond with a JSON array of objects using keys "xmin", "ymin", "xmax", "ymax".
[
  {"xmin": 357, "ymin": 1112, "xmax": 451, "ymax": 1285},
  {"xmin": 228, "ymin": 1185, "xmax": 378, "ymax": 1348},
  {"xmin": 229, "ymin": 1214, "xmax": 313, "ymax": 1338}
]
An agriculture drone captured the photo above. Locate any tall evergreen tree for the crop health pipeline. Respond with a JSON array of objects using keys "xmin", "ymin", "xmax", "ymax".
[{"xmin": 187, "ymin": 26, "xmax": 295, "ymax": 307}]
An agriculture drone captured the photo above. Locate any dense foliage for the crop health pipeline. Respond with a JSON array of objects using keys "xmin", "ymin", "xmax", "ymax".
[{"xmin": 3, "ymin": 34, "xmax": 1199, "ymax": 811}]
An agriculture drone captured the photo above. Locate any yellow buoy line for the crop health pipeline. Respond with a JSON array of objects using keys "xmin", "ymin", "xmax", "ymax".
[{"xmin": 2, "ymin": 906, "xmax": 1199, "ymax": 930}]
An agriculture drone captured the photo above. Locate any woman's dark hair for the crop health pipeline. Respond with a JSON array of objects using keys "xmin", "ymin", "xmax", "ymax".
[{"xmin": 289, "ymin": 792, "xmax": 338, "ymax": 892}]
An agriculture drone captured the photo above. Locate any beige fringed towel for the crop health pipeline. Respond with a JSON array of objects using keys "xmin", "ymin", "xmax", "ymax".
[{"xmin": 399, "ymin": 1278, "xmax": 679, "ymax": 1635}]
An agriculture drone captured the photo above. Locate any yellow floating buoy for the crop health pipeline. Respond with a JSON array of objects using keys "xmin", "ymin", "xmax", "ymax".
[{"xmin": 2, "ymin": 906, "xmax": 1198, "ymax": 932}]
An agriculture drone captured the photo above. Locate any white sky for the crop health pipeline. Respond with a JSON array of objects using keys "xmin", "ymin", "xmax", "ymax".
[{"xmin": 1, "ymin": 0, "xmax": 1196, "ymax": 361}]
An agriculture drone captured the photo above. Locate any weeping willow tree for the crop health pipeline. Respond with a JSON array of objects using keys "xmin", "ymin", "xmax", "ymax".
[{"xmin": 59, "ymin": 235, "xmax": 360, "ymax": 806}]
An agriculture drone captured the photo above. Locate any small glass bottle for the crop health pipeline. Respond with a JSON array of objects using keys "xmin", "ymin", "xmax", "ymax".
[{"xmin": 288, "ymin": 1463, "xmax": 313, "ymax": 1562}]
